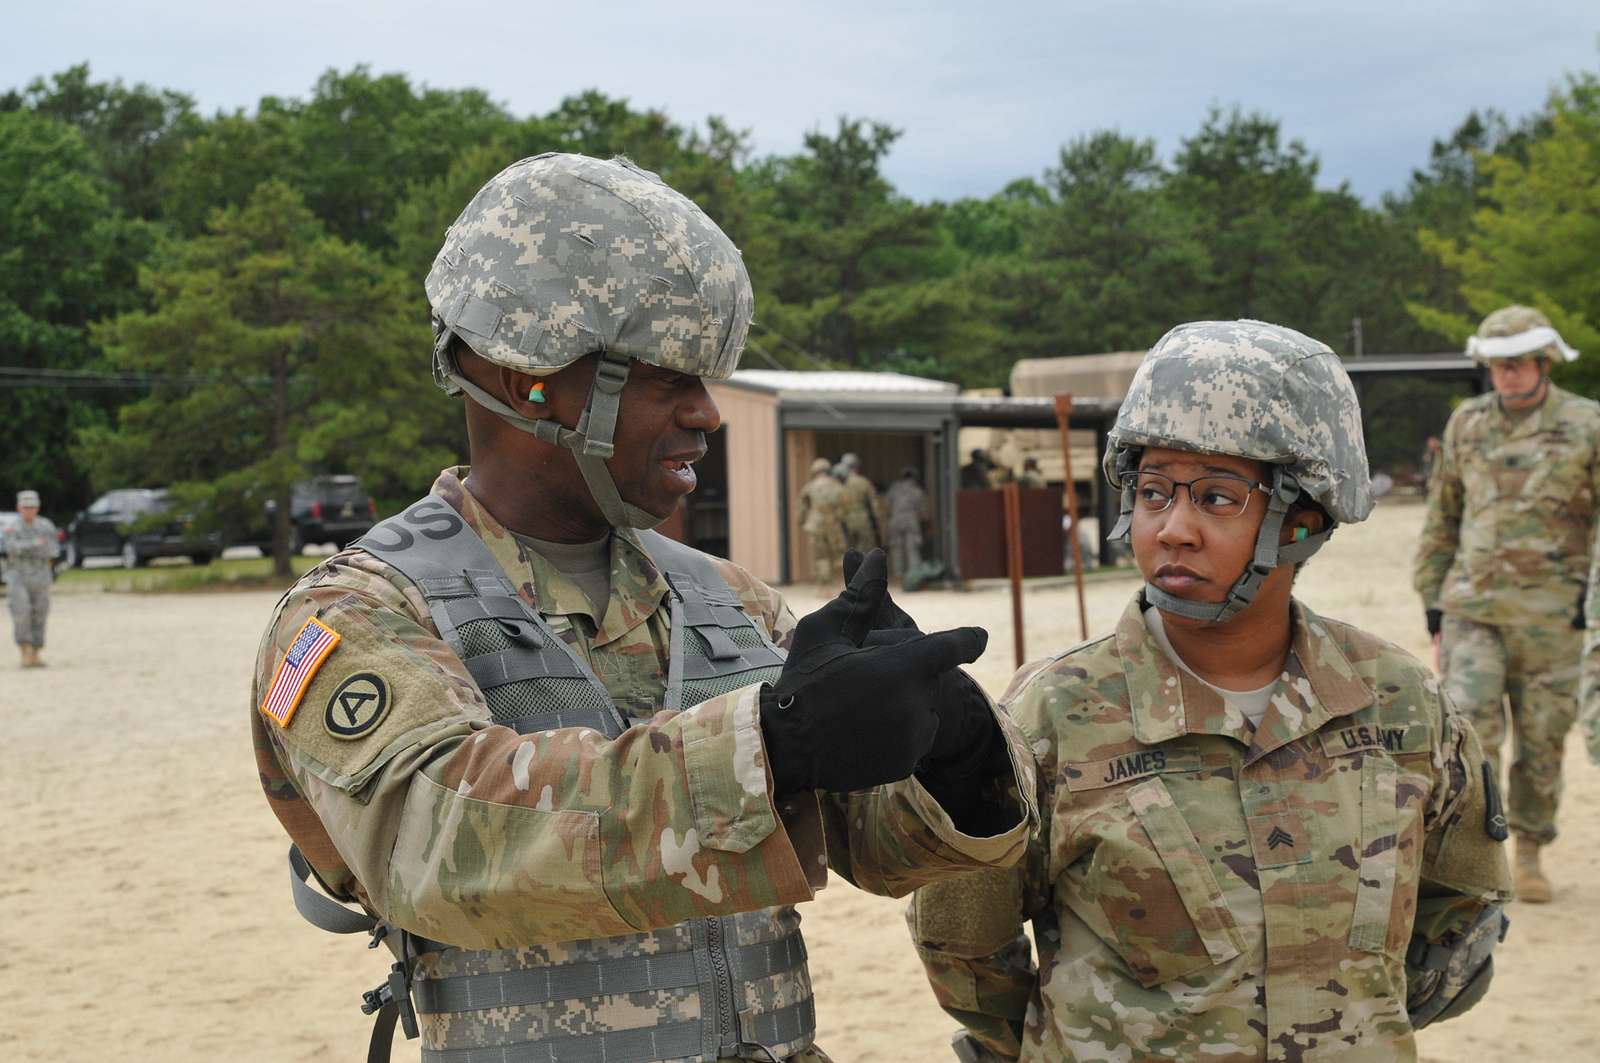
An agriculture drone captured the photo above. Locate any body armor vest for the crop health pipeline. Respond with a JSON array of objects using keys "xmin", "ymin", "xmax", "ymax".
[{"xmin": 292, "ymin": 497, "xmax": 809, "ymax": 1062}]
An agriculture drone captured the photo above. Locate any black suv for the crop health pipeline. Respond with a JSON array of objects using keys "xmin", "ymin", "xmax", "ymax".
[
  {"xmin": 63, "ymin": 489, "xmax": 221, "ymax": 568},
  {"xmin": 269, "ymin": 475, "xmax": 377, "ymax": 552}
]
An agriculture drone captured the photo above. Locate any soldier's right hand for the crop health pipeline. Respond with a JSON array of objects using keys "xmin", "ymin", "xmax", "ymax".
[{"xmin": 760, "ymin": 549, "xmax": 988, "ymax": 797}]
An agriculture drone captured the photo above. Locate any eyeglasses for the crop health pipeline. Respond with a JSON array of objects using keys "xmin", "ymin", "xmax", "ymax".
[{"xmin": 1121, "ymin": 470, "xmax": 1265, "ymax": 519}]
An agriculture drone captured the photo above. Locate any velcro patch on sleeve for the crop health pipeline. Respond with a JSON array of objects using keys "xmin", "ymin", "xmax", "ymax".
[{"xmin": 261, "ymin": 617, "xmax": 342, "ymax": 727}]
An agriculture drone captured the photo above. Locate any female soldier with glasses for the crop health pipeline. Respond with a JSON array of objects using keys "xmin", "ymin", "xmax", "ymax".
[{"xmin": 909, "ymin": 320, "xmax": 1513, "ymax": 1062}]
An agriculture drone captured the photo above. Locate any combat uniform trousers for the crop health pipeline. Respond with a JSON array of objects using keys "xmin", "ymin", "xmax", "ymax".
[
  {"xmin": 888, "ymin": 527, "xmax": 922, "ymax": 581},
  {"xmin": 7, "ymin": 573, "xmax": 50, "ymax": 648},
  {"xmin": 807, "ymin": 528, "xmax": 846, "ymax": 589},
  {"xmin": 1442, "ymin": 614, "xmax": 1579, "ymax": 843}
]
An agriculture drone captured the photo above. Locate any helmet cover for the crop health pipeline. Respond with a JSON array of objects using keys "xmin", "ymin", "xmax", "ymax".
[
  {"xmin": 1104, "ymin": 319, "xmax": 1373, "ymax": 524},
  {"xmin": 427, "ymin": 152, "xmax": 752, "ymax": 379}
]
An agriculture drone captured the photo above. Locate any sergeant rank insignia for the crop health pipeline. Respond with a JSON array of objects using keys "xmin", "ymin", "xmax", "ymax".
[{"xmin": 261, "ymin": 617, "xmax": 342, "ymax": 727}]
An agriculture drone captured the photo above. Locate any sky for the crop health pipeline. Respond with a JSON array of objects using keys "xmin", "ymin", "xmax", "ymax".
[{"xmin": 4, "ymin": 1, "xmax": 1598, "ymax": 204}]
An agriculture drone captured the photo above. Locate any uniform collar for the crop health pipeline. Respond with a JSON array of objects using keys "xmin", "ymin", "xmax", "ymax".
[
  {"xmin": 429, "ymin": 466, "xmax": 670, "ymax": 646},
  {"xmin": 1494, "ymin": 382, "xmax": 1566, "ymax": 436},
  {"xmin": 1118, "ymin": 595, "xmax": 1373, "ymax": 759}
]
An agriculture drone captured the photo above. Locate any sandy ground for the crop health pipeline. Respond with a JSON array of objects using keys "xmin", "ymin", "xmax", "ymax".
[{"xmin": 3, "ymin": 496, "xmax": 1597, "ymax": 1061}]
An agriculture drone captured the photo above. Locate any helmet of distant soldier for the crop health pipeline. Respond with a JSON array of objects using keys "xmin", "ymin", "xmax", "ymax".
[
  {"xmin": 1466, "ymin": 305, "xmax": 1578, "ymax": 363},
  {"xmin": 811, "ymin": 457, "xmax": 833, "ymax": 475}
]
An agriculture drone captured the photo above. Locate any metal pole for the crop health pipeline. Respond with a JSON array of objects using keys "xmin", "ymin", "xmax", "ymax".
[
  {"xmin": 1002, "ymin": 481, "xmax": 1025, "ymax": 668},
  {"xmin": 1053, "ymin": 394, "xmax": 1090, "ymax": 641}
]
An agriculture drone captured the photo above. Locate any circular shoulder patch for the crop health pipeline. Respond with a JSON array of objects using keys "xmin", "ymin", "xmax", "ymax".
[{"xmin": 324, "ymin": 673, "xmax": 391, "ymax": 739}]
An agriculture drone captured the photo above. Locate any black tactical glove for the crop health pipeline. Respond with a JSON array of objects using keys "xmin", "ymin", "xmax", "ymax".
[
  {"xmin": 761, "ymin": 549, "xmax": 987, "ymax": 797},
  {"xmin": 1426, "ymin": 608, "xmax": 1443, "ymax": 637},
  {"xmin": 841, "ymin": 549, "xmax": 1010, "ymax": 783},
  {"xmin": 1573, "ymin": 584, "xmax": 1588, "ymax": 630},
  {"xmin": 841, "ymin": 550, "xmax": 1017, "ymax": 833}
]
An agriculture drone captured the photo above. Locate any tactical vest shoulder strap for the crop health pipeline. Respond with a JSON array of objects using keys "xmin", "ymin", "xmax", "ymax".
[
  {"xmin": 638, "ymin": 532, "xmax": 787, "ymax": 711},
  {"xmin": 354, "ymin": 496, "xmax": 626, "ymax": 738}
]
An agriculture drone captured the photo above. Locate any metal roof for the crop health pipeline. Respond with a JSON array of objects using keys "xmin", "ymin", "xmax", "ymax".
[
  {"xmin": 1339, "ymin": 353, "xmax": 1477, "ymax": 374},
  {"xmin": 726, "ymin": 369, "xmax": 959, "ymax": 395}
]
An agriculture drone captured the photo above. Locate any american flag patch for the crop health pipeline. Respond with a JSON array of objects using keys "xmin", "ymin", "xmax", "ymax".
[{"xmin": 261, "ymin": 616, "xmax": 342, "ymax": 727}]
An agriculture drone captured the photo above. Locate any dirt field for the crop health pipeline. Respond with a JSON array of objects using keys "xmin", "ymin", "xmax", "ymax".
[{"xmin": 2, "ymin": 496, "xmax": 1596, "ymax": 1061}]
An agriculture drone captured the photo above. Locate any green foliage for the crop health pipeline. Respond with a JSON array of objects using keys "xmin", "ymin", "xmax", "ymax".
[
  {"xmin": 0, "ymin": 108, "xmax": 154, "ymax": 514},
  {"xmin": 2, "ymin": 63, "xmax": 200, "ymax": 220},
  {"xmin": 1410, "ymin": 73, "xmax": 1600, "ymax": 394},
  {"xmin": 7, "ymin": 55, "xmax": 1600, "ymax": 520},
  {"xmin": 83, "ymin": 181, "xmax": 453, "ymax": 574},
  {"xmin": 743, "ymin": 118, "xmax": 960, "ymax": 368}
]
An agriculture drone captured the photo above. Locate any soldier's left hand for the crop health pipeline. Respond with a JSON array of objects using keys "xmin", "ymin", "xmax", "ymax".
[{"xmin": 760, "ymin": 550, "xmax": 988, "ymax": 796}]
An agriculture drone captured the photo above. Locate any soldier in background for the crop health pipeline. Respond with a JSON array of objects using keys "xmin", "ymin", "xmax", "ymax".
[
  {"xmin": 1414, "ymin": 305, "xmax": 1598, "ymax": 904},
  {"xmin": 885, "ymin": 465, "xmax": 929, "ymax": 581},
  {"xmin": 911, "ymin": 320, "xmax": 1510, "ymax": 1061},
  {"xmin": 960, "ymin": 448, "xmax": 992, "ymax": 490},
  {"xmin": 838, "ymin": 452, "xmax": 882, "ymax": 553},
  {"xmin": 3, "ymin": 490, "xmax": 59, "ymax": 668},
  {"xmin": 251, "ymin": 155, "xmax": 1037, "ymax": 1063},
  {"xmin": 798, "ymin": 456, "xmax": 848, "ymax": 589},
  {"xmin": 1017, "ymin": 457, "xmax": 1045, "ymax": 489}
]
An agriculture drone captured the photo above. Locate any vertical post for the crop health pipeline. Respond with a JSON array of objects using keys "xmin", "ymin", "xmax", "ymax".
[
  {"xmin": 1053, "ymin": 394, "xmax": 1090, "ymax": 641},
  {"xmin": 1003, "ymin": 481, "xmax": 1025, "ymax": 668}
]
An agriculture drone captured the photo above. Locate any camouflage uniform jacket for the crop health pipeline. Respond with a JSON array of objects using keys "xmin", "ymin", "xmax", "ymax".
[
  {"xmin": 841, "ymin": 471, "xmax": 880, "ymax": 537},
  {"xmin": 253, "ymin": 467, "xmax": 1036, "ymax": 962},
  {"xmin": 885, "ymin": 479, "xmax": 928, "ymax": 534},
  {"xmin": 910, "ymin": 595, "xmax": 1511, "ymax": 1062},
  {"xmin": 796, "ymin": 474, "xmax": 847, "ymax": 537},
  {"xmin": 1, "ymin": 515, "xmax": 59, "ymax": 584},
  {"xmin": 1414, "ymin": 384, "xmax": 1600, "ymax": 625}
]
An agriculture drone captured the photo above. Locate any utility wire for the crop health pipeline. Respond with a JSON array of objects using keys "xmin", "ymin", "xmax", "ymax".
[
  {"xmin": 748, "ymin": 319, "xmax": 842, "ymax": 373},
  {"xmin": 0, "ymin": 365, "xmax": 272, "ymax": 388},
  {"xmin": 741, "ymin": 338, "xmax": 846, "ymax": 422}
]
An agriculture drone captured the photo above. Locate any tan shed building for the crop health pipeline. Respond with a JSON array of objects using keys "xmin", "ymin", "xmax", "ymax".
[
  {"xmin": 658, "ymin": 368, "xmax": 1124, "ymax": 585},
  {"xmin": 661, "ymin": 370, "xmax": 960, "ymax": 586}
]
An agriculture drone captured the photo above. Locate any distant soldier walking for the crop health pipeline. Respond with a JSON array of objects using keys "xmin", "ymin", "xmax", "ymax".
[
  {"xmin": 1415, "ymin": 305, "xmax": 1599, "ymax": 903},
  {"xmin": 797, "ymin": 456, "xmax": 848, "ymax": 588},
  {"xmin": 4, "ymin": 490, "xmax": 59, "ymax": 668},
  {"xmin": 838, "ymin": 452, "xmax": 881, "ymax": 553},
  {"xmin": 884, "ymin": 466, "xmax": 928, "ymax": 581},
  {"xmin": 1017, "ymin": 456, "xmax": 1045, "ymax": 489}
]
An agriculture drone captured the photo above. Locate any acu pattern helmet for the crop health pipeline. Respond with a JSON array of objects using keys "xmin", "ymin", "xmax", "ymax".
[
  {"xmin": 427, "ymin": 152, "xmax": 753, "ymax": 528},
  {"xmin": 1104, "ymin": 319, "xmax": 1374, "ymax": 623}
]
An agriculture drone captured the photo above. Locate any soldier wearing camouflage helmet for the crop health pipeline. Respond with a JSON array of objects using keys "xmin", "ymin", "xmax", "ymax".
[
  {"xmin": 910, "ymin": 320, "xmax": 1510, "ymax": 1061},
  {"xmin": 796, "ymin": 456, "xmax": 848, "ymax": 589},
  {"xmin": 3, "ymin": 489, "xmax": 59, "ymax": 668},
  {"xmin": 837, "ymin": 452, "xmax": 882, "ymax": 553},
  {"xmin": 1414, "ymin": 304, "xmax": 1599, "ymax": 904},
  {"xmin": 250, "ymin": 153, "xmax": 1038, "ymax": 1063}
]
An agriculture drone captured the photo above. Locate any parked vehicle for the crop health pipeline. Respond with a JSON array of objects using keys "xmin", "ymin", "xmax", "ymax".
[
  {"xmin": 62, "ymin": 489, "xmax": 220, "ymax": 568},
  {"xmin": 245, "ymin": 475, "xmax": 377, "ymax": 553}
]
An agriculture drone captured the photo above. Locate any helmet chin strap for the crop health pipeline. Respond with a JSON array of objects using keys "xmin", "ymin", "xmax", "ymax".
[
  {"xmin": 1110, "ymin": 452, "xmax": 1335, "ymax": 624},
  {"xmin": 432, "ymin": 335, "xmax": 666, "ymax": 530}
]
